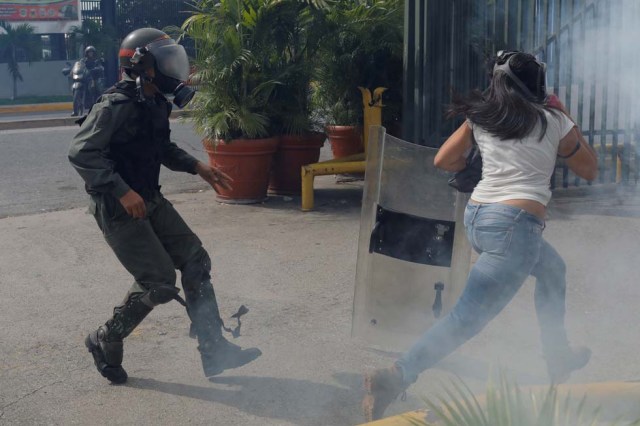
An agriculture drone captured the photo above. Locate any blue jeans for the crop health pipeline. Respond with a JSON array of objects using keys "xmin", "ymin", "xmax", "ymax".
[{"xmin": 396, "ymin": 202, "xmax": 570, "ymax": 383}]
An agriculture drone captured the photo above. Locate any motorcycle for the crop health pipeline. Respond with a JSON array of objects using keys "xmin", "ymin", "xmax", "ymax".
[{"xmin": 62, "ymin": 59, "xmax": 105, "ymax": 116}]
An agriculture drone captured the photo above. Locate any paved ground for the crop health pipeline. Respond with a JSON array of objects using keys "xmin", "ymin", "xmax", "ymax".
[
  {"xmin": 0, "ymin": 181, "xmax": 639, "ymax": 425},
  {"xmin": 1, "ymin": 116, "xmax": 639, "ymax": 425}
]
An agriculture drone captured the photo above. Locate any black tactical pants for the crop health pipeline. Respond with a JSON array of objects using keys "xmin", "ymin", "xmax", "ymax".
[{"xmin": 90, "ymin": 190, "xmax": 220, "ymax": 342}]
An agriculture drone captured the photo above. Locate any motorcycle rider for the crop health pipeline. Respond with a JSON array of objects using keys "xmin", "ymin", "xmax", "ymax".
[
  {"xmin": 64, "ymin": 45, "xmax": 105, "ymax": 116},
  {"xmin": 68, "ymin": 28, "xmax": 262, "ymax": 384}
]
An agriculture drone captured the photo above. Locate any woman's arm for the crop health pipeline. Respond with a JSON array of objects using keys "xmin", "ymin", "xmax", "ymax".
[
  {"xmin": 548, "ymin": 95, "xmax": 598, "ymax": 181},
  {"xmin": 434, "ymin": 122, "xmax": 474, "ymax": 172},
  {"xmin": 558, "ymin": 128, "xmax": 598, "ymax": 181}
]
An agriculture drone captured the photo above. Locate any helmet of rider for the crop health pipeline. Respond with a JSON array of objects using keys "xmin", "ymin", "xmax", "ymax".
[
  {"xmin": 118, "ymin": 27, "xmax": 195, "ymax": 108},
  {"xmin": 84, "ymin": 45, "xmax": 97, "ymax": 59}
]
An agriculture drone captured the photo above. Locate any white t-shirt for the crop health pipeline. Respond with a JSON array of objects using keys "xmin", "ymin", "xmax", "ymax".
[{"xmin": 470, "ymin": 110, "xmax": 575, "ymax": 206}]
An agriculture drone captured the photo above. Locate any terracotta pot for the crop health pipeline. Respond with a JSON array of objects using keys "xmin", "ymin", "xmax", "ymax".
[
  {"xmin": 203, "ymin": 137, "xmax": 279, "ymax": 204},
  {"xmin": 326, "ymin": 125, "xmax": 363, "ymax": 159},
  {"xmin": 268, "ymin": 132, "xmax": 326, "ymax": 195}
]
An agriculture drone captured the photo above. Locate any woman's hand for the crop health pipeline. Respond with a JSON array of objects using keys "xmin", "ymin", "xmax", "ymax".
[
  {"xmin": 434, "ymin": 122, "xmax": 474, "ymax": 171},
  {"xmin": 195, "ymin": 162, "xmax": 233, "ymax": 193},
  {"xmin": 546, "ymin": 94, "xmax": 566, "ymax": 113}
]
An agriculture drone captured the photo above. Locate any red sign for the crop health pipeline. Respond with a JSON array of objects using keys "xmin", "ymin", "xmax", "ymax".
[{"xmin": 0, "ymin": 0, "xmax": 79, "ymax": 22}]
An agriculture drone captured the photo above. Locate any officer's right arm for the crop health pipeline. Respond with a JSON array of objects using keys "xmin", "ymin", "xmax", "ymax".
[{"xmin": 68, "ymin": 98, "xmax": 131, "ymax": 198}]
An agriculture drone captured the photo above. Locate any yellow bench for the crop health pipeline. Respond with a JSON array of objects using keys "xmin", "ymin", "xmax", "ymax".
[{"xmin": 301, "ymin": 87, "xmax": 386, "ymax": 211}]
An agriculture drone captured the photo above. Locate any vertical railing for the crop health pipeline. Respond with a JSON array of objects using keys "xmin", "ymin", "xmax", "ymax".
[
  {"xmin": 526, "ymin": 0, "xmax": 639, "ymax": 187},
  {"xmin": 403, "ymin": 0, "xmax": 485, "ymax": 147},
  {"xmin": 404, "ymin": 0, "xmax": 639, "ymax": 186}
]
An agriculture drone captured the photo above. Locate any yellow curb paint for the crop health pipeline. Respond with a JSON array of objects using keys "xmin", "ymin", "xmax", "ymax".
[
  {"xmin": 0, "ymin": 102, "xmax": 73, "ymax": 114},
  {"xmin": 359, "ymin": 410, "xmax": 432, "ymax": 426}
]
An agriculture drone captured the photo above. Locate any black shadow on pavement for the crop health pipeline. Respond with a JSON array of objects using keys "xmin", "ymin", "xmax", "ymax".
[{"xmin": 126, "ymin": 375, "xmax": 363, "ymax": 426}]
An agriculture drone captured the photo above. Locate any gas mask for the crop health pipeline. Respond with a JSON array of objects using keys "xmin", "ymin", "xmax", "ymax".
[{"xmin": 153, "ymin": 71, "xmax": 196, "ymax": 109}]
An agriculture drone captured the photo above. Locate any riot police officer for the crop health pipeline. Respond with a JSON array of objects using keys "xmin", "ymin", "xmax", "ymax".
[{"xmin": 68, "ymin": 28, "xmax": 261, "ymax": 384}]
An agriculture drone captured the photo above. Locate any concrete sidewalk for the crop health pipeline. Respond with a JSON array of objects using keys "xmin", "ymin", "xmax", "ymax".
[{"xmin": 0, "ymin": 183, "xmax": 639, "ymax": 425}]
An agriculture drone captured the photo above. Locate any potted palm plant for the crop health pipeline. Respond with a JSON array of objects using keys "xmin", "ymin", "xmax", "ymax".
[
  {"xmin": 312, "ymin": 0, "xmax": 404, "ymax": 158},
  {"xmin": 182, "ymin": 0, "xmax": 281, "ymax": 204},
  {"xmin": 264, "ymin": 0, "xmax": 328, "ymax": 195}
]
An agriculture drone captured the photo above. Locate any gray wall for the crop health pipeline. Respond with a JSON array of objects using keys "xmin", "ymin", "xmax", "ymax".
[{"xmin": 0, "ymin": 59, "xmax": 78, "ymax": 99}]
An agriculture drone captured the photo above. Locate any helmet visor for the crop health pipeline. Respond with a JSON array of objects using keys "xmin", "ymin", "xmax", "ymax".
[{"xmin": 147, "ymin": 38, "xmax": 190, "ymax": 82}]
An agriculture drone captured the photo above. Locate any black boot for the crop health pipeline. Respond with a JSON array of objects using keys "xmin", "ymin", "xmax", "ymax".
[
  {"xmin": 85, "ymin": 327, "xmax": 128, "ymax": 384},
  {"xmin": 199, "ymin": 336, "xmax": 262, "ymax": 377},
  {"xmin": 182, "ymin": 250, "xmax": 262, "ymax": 377},
  {"xmin": 86, "ymin": 292, "xmax": 153, "ymax": 384}
]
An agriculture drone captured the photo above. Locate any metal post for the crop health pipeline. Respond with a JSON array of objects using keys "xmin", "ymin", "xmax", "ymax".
[{"xmin": 101, "ymin": 0, "xmax": 118, "ymax": 87}]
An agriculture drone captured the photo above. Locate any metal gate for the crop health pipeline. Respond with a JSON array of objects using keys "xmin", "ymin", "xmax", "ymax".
[
  {"xmin": 403, "ymin": 0, "xmax": 640, "ymax": 187},
  {"xmin": 80, "ymin": 0, "xmax": 191, "ymax": 85},
  {"xmin": 81, "ymin": 0, "xmax": 190, "ymax": 35}
]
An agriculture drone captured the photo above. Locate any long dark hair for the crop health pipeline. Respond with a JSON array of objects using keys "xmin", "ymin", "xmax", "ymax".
[{"xmin": 448, "ymin": 52, "xmax": 558, "ymax": 141}]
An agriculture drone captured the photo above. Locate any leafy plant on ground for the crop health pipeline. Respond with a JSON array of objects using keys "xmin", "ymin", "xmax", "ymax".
[{"xmin": 407, "ymin": 371, "xmax": 640, "ymax": 426}]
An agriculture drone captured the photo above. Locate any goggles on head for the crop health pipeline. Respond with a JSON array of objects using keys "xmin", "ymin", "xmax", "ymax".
[{"xmin": 493, "ymin": 50, "xmax": 547, "ymax": 102}]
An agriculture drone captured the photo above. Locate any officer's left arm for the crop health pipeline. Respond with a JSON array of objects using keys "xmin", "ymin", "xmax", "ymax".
[
  {"xmin": 158, "ymin": 105, "xmax": 231, "ymax": 191},
  {"xmin": 160, "ymin": 136, "xmax": 199, "ymax": 174},
  {"xmin": 160, "ymin": 136, "xmax": 232, "ymax": 191}
]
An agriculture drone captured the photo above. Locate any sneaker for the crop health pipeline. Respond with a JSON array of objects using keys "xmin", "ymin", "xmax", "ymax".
[
  {"xmin": 200, "ymin": 336, "xmax": 261, "ymax": 377},
  {"xmin": 547, "ymin": 346, "xmax": 591, "ymax": 384},
  {"xmin": 362, "ymin": 365, "xmax": 407, "ymax": 422},
  {"xmin": 85, "ymin": 331, "xmax": 128, "ymax": 384}
]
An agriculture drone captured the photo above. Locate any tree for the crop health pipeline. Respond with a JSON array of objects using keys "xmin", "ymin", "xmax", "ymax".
[
  {"xmin": 0, "ymin": 21, "xmax": 40, "ymax": 100},
  {"xmin": 67, "ymin": 19, "xmax": 117, "ymax": 60}
]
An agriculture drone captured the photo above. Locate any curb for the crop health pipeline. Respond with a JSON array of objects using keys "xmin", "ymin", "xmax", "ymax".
[
  {"xmin": 0, "ymin": 102, "xmax": 73, "ymax": 114},
  {"xmin": 359, "ymin": 410, "xmax": 431, "ymax": 425},
  {"xmin": 0, "ymin": 117, "xmax": 78, "ymax": 131}
]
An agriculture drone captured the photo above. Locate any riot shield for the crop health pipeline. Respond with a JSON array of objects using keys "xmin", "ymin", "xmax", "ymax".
[{"xmin": 352, "ymin": 126, "xmax": 472, "ymax": 350}]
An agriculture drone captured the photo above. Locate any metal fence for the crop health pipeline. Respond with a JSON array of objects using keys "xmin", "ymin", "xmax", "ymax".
[
  {"xmin": 403, "ymin": 0, "xmax": 640, "ymax": 187},
  {"xmin": 80, "ymin": 0, "xmax": 192, "ymax": 85},
  {"xmin": 81, "ymin": 0, "xmax": 191, "ymax": 35}
]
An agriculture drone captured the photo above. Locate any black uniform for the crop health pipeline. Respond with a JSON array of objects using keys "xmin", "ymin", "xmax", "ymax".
[{"xmin": 69, "ymin": 80, "xmax": 258, "ymax": 384}]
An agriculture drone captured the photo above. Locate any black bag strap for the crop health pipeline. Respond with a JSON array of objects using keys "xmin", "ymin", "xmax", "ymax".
[{"xmin": 447, "ymin": 121, "xmax": 483, "ymax": 193}]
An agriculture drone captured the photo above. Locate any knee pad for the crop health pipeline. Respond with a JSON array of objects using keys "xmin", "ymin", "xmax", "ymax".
[{"xmin": 141, "ymin": 285, "xmax": 181, "ymax": 307}]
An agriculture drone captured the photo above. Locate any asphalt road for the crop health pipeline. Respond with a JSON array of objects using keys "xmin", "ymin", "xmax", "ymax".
[{"xmin": 0, "ymin": 121, "xmax": 210, "ymax": 218}]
